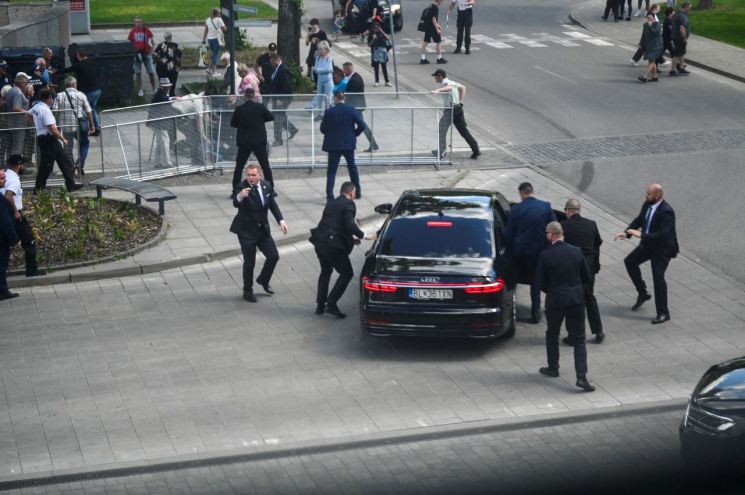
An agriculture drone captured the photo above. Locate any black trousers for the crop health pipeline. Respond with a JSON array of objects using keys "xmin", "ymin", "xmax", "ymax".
[
  {"xmin": 234, "ymin": 143, "xmax": 272, "ymax": 190},
  {"xmin": 455, "ymin": 9, "xmax": 473, "ymax": 51},
  {"xmin": 15, "ymin": 215, "xmax": 38, "ymax": 275},
  {"xmin": 272, "ymin": 102, "xmax": 297, "ymax": 143},
  {"xmin": 35, "ymin": 134, "xmax": 77, "ymax": 191},
  {"xmin": 585, "ymin": 272, "xmax": 603, "ymax": 334},
  {"xmin": 314, "ymin": 243, "xmax": 353, "ymax": 305},
  {"xmin": 624, "ymin": 244, "xmax": 671, "ymax": 317},
  {"xmin": 603, "ymin": 0, "xmax": 619, "ymax": 18},
  {"xmin": 546, "ymin": 304, "xmax": 588, "ymax": 378},
  {"xmin": 238, "ymin": 233, "xmax": 279, "ymax": 293},
  {"xmin": 514, "ymin": 254, "xmax": 541, "ymax": 316},
  {"xmin": 438, "ymin": 105, "xmax": 479, "ymax": 156}
]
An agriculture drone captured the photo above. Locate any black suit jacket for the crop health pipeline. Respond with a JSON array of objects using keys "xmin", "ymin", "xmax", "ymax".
[
  {"xmin": 345, "ymin": 72, "xmax": 366, "ymax": 110},
  {"xmin": 561, "ymin": 214, "xmax": 602, "ymax": 274},
  {"xmin": 269, "ymin": 63, "xmax": 294, "ymax": 101},
  {"xmin": 0, "ymin": 198, "xmax": 20, "ymax": 248},
  {"xmin": 229, "ymin": 180, "xmax": 283, "ymax": 240},
  {"xmin": 627, "ymin": 200, "xmax": 679, "ymax": 258},
  {"xmin": 230, "ymin": 99, "xmax": 274, "ymax": 147},
  {"xmin": 535, "ymin": 240, "xmax": 591, "ymax": 309},
  {"xmin": 313, "ymin": 195, "xmax": 365, "ymax": 254}
]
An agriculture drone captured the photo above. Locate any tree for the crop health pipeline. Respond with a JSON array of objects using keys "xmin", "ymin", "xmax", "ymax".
[{"xmin": 277, "ymin": 0, "xmax": 302, "ymax": 65}]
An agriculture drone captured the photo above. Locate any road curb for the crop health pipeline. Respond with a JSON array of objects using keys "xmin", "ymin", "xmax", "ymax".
[{"xmin": 0, "ymin": 397, "xmax": 687, "ymax": 490}]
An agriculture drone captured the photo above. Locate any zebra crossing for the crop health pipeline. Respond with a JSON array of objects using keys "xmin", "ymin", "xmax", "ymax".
[{"xmin": 333, "ymin": 25, "xmax": 617, "ymax": 57}]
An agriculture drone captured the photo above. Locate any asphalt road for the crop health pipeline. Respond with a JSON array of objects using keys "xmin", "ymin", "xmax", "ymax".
[
  {"xmin": 306, "ymin": 0, "xmax": 745, "ymax": 284},
  {"xmin": 5, "ymin": 407, "xmax": 742, "ymax": 494}
]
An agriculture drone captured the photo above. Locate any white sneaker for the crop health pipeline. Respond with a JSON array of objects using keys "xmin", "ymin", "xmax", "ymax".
[
  {"xmin": 385, "ymin": 81, "xmax": 392, "ymax": 87},
  {"xmin": 661, "ymin": 59, "xmax": 671, "ymax": 66},
  {"xmin": 630, "ymin": 59, "xmax": 638, "ymax": 66},
  {"xmin": 137, "ymin": 89, "xmax": 144, "ymax": 97},
  {"xmin": 634, "ymin": 9, "xmax": 643, "ymax": 16},
  {"xmin": 374, "ymin": 82, "xmax": 379, "ymax": 87}
]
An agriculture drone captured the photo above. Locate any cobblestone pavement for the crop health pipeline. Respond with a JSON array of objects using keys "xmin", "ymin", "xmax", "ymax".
[
  {"xmin": 507, "ymin": 129, "xmax": 745, "ymax": 165},
  {"xmin": 3, "ymin": 167, "xmax": 745, "ymax": 482},
  {"xmin": 3, "ymin": 407, "xmax": 743, "ymax": 494}
]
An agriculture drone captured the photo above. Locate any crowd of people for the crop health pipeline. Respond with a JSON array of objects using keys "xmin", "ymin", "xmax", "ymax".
[{"xmin": 602, "ymin": 1, "xmax": 693, "ymax": 81}]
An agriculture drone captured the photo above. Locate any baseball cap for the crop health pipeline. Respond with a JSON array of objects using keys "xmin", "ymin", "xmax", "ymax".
[
  {"xmin": 431, "ymin": 69, "xmax": 446, "ymax": 77},
  {"xmin": 0, "ymin": 60, "xmax": 9, "ymax": 69},
  {"xmin": 158, "ymin": 77, "xmax": 173, "ymax": 87},
  {"xmin": 7, "ymin": 154, "xmax": 25, "ymax": 167},
  {"xmin": 268, "ymin": 42, "xmax": 277, "ymax": 51}
]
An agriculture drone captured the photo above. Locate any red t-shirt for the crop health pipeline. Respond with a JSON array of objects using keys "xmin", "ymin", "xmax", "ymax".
[{"xmin": 128, "ymin": 27, "xmax": 154, "ymax": 55}]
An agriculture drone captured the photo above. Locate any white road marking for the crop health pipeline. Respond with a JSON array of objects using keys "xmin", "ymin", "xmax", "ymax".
[
  {"xmin": 584, "ymin": 38, "xmax": 615, "ymax": 46},
  {"xmin": 470, "ymin": 34, "xmax": 496, "ymax": 42},
  {"xmin": 486, "ymin": 41, "xmax": 513, "ymax": 49},
  {"xmin": 552, "ymin": 40, "xmax": 581, "ymax": 47},
  {"xmin": 503, "ymin": 33, "xmax": 528, "ymax": 40},
  {"xmin": 519, "ymin": 40, "xmax": 548, "ymax": 47},
  {"xmin": 564, "ymin": 31, "xmax": 591, "ymax": 39},
  {"xmin": 533, "ymin": 65, "xmax": 578, "ymax": 84}
]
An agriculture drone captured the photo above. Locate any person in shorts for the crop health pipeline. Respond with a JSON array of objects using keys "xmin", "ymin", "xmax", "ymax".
[
  {"xmin": 669, "ymin": 2, "xmax": 691, "ymax": 76},
  {"xmin": 420, "ymin": 0, "xmax": 447, "ymax": 65},
  {"xmin": 128, "ymin": 16, "xmax": 156, "ymax": 96}
]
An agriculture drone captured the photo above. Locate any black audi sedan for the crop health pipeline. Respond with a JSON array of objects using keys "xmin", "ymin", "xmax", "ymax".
[
  {"xmin": 680, "ymin": 355, "xmax": 745, "ymax": 465},
  {"xmin": 359, "ymin": 189, "xmax": 515, "ymax": 339}
]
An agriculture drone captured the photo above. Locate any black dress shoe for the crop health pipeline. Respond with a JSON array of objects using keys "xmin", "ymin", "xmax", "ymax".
[
  {"xmin": 243, "ymin": 291, "xmax": 257, "ymax": 303},
  {"xmin": 651, "ymin": 314, "xmax": 670, "ymax": 324},
  {"xmin": 326, "ymin": 304, "xmax": 346, "ymax": 319},
  {"xmin": 562, "ymin": 336, "xmax": 574, "ymax": 346},
  {"xmin": 363, "ymin": 145, "xmax": 379, "ymax": 152},
  {"xmin": 315, "ymin": 303, "xmax": 325, "ymax": 315},
  {"xmin": 464, "ymin": 49, "xmax": 471, "ymax": 54},
  {"xmin": 289, "ymin": 128, "xmax": 298, "ymax": 140},
  {"xmin": 594, "ymin": 331, "xmax": 606, "ymax": 344},
  {"xmin": 257, "ymin": 280, "xmax": 274, "ymax": 295},
  {"xmin": 576, "ymin": 378, "xmax": 596, "ymax": 392},
  {"xmin": 531, "ymin": 311, "xmax": 541, "ymax": 324},
  {"xmin": 0, "ymin": 291, "xmax": 20, "ymax": 301},
  {"xmin": 470, "ymin": 151, "xmax": 481, "ymax": 159},
  {"xmin": 539, "ymin": 366, "xmax": 559, "ymax": 377},
  {"xmin": 631, "ymin": 293, "xmax": 651, "ymax": 311},
  {"xmin": 25, "ymin": 269, "xmax": 47, "ymax": 277},
  {"xmin": 68, "ymin": 183, "xmax": 84, "ymax": 192},
  {"xmin": 354, "ymin": 192, "xmax": 361, "ymax": 199},
  {"xmin": 453, "ymin": 48, "xmax": 462, "ymax": 54}
]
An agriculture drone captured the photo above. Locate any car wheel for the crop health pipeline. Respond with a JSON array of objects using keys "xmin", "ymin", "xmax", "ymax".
[{"xmin": 498, "ymin": 289, "xmax": 516, "ymax": 340}]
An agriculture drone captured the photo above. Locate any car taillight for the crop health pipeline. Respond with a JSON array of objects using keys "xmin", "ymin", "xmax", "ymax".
[
  {"xmin": 363, "ymin": 277, "xmax": 398, "ymax": 292},
  {"xmin": 426, "ymin": 221, "xmax": 452, "ymax": 228},
  {"xmin": 463, "ymin": 278, "xmax": 504, "ymax": 294}
]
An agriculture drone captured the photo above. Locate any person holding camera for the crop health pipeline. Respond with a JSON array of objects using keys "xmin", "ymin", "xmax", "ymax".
[{"xmin": 128, "ymin": 16, "xmax": 156, "ymax": 96}]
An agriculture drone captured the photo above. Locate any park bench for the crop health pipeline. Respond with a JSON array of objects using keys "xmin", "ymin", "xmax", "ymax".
[{"xmin": 91, "ymin": 178, "xmax": 177, "ymax": 216}]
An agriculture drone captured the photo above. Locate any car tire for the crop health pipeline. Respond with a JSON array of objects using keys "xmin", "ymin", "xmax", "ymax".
[{"xmin": 498, "ymin": 289, "xmax": 517, "ymax": 340}]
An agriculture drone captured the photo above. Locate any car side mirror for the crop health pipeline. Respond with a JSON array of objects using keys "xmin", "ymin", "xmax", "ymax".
[{"xmin": 374, "ymin": 203, "xmax": 392, "ymax": 215}]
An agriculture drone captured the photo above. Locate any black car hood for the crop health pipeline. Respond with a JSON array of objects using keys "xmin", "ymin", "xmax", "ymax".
[
  {"xmin": 695, "ymin": 356, "xmax": 745, "ymax": 401},
  {"xmin": 375, "ymin": 256, "xmax": 493, "ymax": 276}
]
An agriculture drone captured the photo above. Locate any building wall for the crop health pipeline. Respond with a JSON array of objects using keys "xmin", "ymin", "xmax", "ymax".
[{"xmin": 0, "ymin": 3, "xmax": 71, "ymax": 48}]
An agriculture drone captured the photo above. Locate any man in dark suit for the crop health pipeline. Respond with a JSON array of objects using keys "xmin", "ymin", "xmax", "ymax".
[
  {"xmin": 561, "ymin": 198, "xmax": 605, "ymax": 344},
  {"xmin": 0, "ymin": 169, "xmax": 21, "ymax": 301},
  {"xmin": 536, "ymin": 222, "xmax": 595, "ymax": 392},
  {"xmin": 229, "ymin": 163, "xmax": 289, "ymax": 303},
  {"xmin": 342, "ymin": 62, "xmax": 378, "ymax": 152},
  {"xmin": 615, "ymin": 183, "xmax": 679, "ymax": 324},
  {"xmin": 268, "ymin": 54, "xmax": 298, "ymax": 147},
  {"xmin": 230, "ymin": 88, "xmax": 274, "ymax": 195},
  {"xmin": 504, "ymin": 182, "xmax": 557, "ymax": 323},
  {"xmin": 320, "ymin": 91, "xmax": 367, "ymax": 202},
  {"xmin": 310, "ymin": 181, "xmax": 372, "ymax": 318}
]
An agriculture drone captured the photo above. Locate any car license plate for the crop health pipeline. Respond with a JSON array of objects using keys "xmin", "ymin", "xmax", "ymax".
[{"xmin": 409, "ymin": 288, "xmax": 453, "ymax": 300}]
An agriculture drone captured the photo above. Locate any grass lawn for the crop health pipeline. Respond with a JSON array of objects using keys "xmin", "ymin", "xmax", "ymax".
[
  {"xmin": 89, "ymin": 0, "xmax": 276, "ymax": 24},
  {"xmin": 688, "ymin": 0, "xmax": 745, "ymax": 49}
]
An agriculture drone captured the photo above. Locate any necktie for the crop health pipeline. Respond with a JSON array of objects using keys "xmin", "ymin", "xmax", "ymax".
[
  {"xmin": 254, "ymin": 186, "xmax": 264, "ymax": 207},
  {"xmin": 644, "ymin": 206, "xmax": 653, "ymax": 233}
]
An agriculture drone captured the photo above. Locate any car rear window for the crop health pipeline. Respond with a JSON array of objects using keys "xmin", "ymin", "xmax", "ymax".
[{"xmin": 379, "ymin": 216, "xmax": 492, "ymax": 258}]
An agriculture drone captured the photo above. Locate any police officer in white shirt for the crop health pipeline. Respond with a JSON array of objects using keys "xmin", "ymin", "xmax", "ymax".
[
  {"xmin": 430, "ymin": 69, "xmax": 480, "ymax": 160},
  {"xmin": 1, "ymin": 155, "xmax": 44, "ymax": 276},
  {"xmin": 29, "ymin": 89, "xmax": 82, "ymax": 192},
  {"xmin": 448, "ymin": 0, "xmax": 475, "ymax": 54}
]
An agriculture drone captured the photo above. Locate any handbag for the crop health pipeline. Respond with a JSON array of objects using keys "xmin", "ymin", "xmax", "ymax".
[
  {"xmin": 211, "ymin": 18, "xmax": 225, "ymax": 47},
  {"xmin": 64, "ymin": 90, "xmax": 88, "ymax": 135}
]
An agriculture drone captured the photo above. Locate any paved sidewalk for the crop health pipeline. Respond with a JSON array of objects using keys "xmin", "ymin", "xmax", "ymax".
[
  {"xmin": 2, "ymin": 165, "xmax": 745, "ymax": 481},
  {"xmin": 570, "ymin": 0, "xmax": 745, "ymax": 83}
]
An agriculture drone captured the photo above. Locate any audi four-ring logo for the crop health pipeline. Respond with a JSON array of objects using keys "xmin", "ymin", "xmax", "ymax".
[{"xmin": 421, "ymin": 277, "xmax": 440, "ymax": 283}]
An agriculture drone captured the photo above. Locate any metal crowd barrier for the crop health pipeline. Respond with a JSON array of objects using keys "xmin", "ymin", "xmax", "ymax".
[{"xmin": 95, "ymin": 92, "xmax": 454, "ymax": 181}]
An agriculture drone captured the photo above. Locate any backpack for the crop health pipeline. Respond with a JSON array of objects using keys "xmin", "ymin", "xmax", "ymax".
[{"xmin": 417, "ymin": 6, "xmax": 432, "ymax": 32}]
